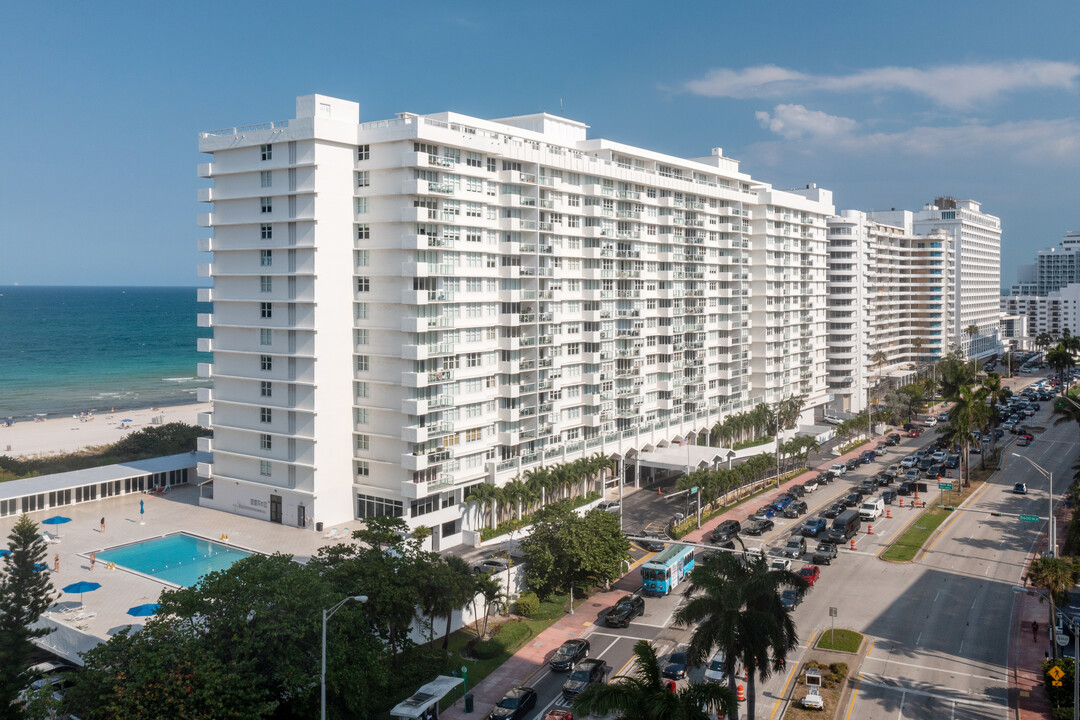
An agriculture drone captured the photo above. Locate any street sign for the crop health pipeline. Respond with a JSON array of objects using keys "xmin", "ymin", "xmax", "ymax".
[
  {"xmin": 1020, "ymin": 514, "xmax": 1040, "ymax": 522},
  {"xmin": 938, "ymin": 482, "xmax": 954, "ymax": 490},
  {"xmin": 829, "ymin": 607, "xmax": 837, "ymax": 617},
  {"xmin": 690, "ymin": 486, "xmax": 698, "ymax": 495},
  {"xmin": 1053, "ymin": 680, "xmax": 1063, "ymax": 686},
  {"xmin": 1049, "ymin": 666, "xmax": 1065, "ymax": 681}
]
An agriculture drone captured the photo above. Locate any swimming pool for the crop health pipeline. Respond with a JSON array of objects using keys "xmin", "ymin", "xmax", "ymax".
[{"xmin": 97, "ymin": 533, "xmax": 252, "ymax": 587}]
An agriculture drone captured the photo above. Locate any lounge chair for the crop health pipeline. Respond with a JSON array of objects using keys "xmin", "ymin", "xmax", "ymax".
[
  {"xmin": 41, "ymin": 532, "xmax": 60, "ymax": 544},
  {"xmin": 71, "ymin": 611, "xmax": 96, "ymax": 622},
  {"xmin": 322, "ymin": 527, "xmax": 341, "ymax": 539}
]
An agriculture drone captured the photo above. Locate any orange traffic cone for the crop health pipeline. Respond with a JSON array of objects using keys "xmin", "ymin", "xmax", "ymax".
[
  {"xmin": 850, "ymin": 539, "xmax": 857, "ymax": 551},
  {"xmin": 886, "ymin": 508, "xmax": 892, "ymax": 519},
  {"xmin": 867, "ymin": 524, "xmax": 874, "ymax": 534},
  {"xmin": 899, "ymin": 498, "xmax": 904, "ymax": 508},
  {"xmin": 737, "ymin": 684, "xmax": 746, "ymax": 702}
]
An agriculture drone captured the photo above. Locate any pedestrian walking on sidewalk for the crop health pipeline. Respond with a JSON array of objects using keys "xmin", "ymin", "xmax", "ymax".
[{"xmin": 1032, "ymin": 620, "xmax": 1039, "ymax": 642}]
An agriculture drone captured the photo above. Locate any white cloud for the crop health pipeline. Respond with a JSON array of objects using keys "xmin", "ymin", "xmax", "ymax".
[
  {"xmin": 754, "ymin": 104, "xmax": 858, "ymax": 139},
  {"xmin": 686, "ymin": 60, "xmax": 1080, "ymax": 109}
]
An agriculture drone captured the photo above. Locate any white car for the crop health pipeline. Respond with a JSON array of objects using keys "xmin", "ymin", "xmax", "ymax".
[
  {"xmin": 829, "ymin": 463, "xmax": 847, "ymax": 476},
  {"xmin": 931, "ymin": 451, "xmax": 948, "ymax": 463},
  {"xmin": 900, "ymin": 455, "xmax": 918, "ymax": 468},
  {"xmin": 596, "ymin": 501, "xmax": 621, "ymax": 513},
  {"xmin": 770, "ymin": 558, "xmax": 792, "ymax": 572},
  {"xmin": 924, "ymin": 417, "xmax": 938, "ymax": 427},
  {"xmin": 938, "ymin": 413, "xmax": 949, "ymax": 422},
  {"xmin": 823, "ymin": 415, "xmax": 843, "ymax": 425}
]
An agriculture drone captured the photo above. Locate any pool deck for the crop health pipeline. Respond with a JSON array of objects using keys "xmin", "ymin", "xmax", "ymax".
[{"xmin": 0, "ymin": 485, "xmax": 356, "ymax": 663}]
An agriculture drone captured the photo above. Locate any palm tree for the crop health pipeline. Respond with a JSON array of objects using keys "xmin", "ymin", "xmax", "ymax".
[
  {"xmin": 1036, "ymin": 332, "xmax": 1054, "ymax": 353},
  {"xmin": 573, "ymin": 639, "xmax": 737, "ymax": 720},
  {"xmin": 1052, "ymin": 391, "xmax": 1080, "ymax": 437},
  {"xmin": 466, "ymin": 484, "xmax": 498, "ymax": 530},
  {"xmin": 1027, "ymin": 557, "xmax": 1075, "ymax": 660},
  {"xmin": 673, "ymin": 552, "xmax": 806, "ymax": 719},
  {"xmin": 1046, "ymin": 343, "xmax": 1075, "ymax": 390},
  {"xmin": 937, "ymin": 354, "xmax": 975, "ymax": 403},
  {"xmin": 965, "ymin": 324, "xmax": 980, "ymax": 371},
  {"xmin": 938, "ymin": 385, "xmax": 988, "ymax": 484},
  {"xmin": 911, "ymin": 336, "xmax": 925, "ymax": 364},
  {"xmin": 470, "ymin": 573, "xmax": 505, "ymax": 639}
]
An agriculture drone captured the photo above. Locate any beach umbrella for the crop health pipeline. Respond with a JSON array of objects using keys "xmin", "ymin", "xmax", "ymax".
[
  {"xmin": 62, "ymin": 580, "xmax": 102, "ymax": 606},
  {"xmin": 0, "ymin": 549, "xmax": 10, "ymax": 557},
  {"xmin": 122, "ymin": 418, "xmax": 133, "ymax": 423},
  {"xmin": 34, "ymin": 563, "xmax": 48, "ymax": 572},
  {"xmin": 41, "ymin": 515, "xmax": 72, "ymax": 538},
  {"xmin": 127, "ymin": 603, "xmax": 160, "ymax": 617}
]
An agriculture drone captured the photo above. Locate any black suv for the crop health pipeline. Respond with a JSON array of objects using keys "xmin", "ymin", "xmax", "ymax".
[
  {"xmin": 816, "ymin": 472, "xmax": 834, "ymax": 485},
  {"xmin": 884, "ymin": 433, "xmax": 902, "ymax": 446},
  {"xmin": 604, "ymin": 595, "xmax": 645, "ymax": 628},
  {"xmin": 710, "ymin": 520, "xmax": 741, "ymax": 543},
  {"xmin": 783, "ymin": 500, "xmax": 808, "ymax": 518}
]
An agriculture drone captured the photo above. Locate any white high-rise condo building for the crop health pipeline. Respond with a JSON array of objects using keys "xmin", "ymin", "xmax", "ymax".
[
  {"xmin": 1010, "ymin": 231, "xmax": 1080, "ymax": 296},
  {"xmin": 870, "ymin": 198, "xmax": 1002, "ymax": 361},
  {"xmin": 824, "ymin": 211, "xmax": 946, "ymax": 414},
  {"xmin": 196, "ymin": 95, "xmax": 833, "ymax": 546}
]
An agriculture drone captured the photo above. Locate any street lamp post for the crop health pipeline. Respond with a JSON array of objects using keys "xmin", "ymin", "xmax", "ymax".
[
  {"xmin": 1015, "ymin": 454, "xmax": 1055, "ymax": 558},
  {"xmin": 322, "ymin": 595, "xmax": 368, "ymax": 720}
]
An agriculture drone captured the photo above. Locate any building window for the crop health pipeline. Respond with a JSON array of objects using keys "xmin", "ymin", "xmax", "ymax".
[
  {"xmin": 261, "ymin": 223, "xmax": 273, "ymax": 240},
  {"xmin": 356, "ymin": 355, "xmax": 370, "ymax": 372},
  {"xmin": 356, "ymin": 250, "xmax": 370, "ymax": 267},
  {"xmin": 356, "ymin": 303, "xmax": 369, "ymax": 320},
  {"xmin": 357, "ymin": 145, "xmax": 370, "ymax": 161},
  {"xmin": 441, "ymin": 519, "xmax": 460, "ymax": 537},
  {"xmin": 356, "ymin": 381, "xmax": 369, "ymax": 398},
  {"xmin": 260, "ymin": 381, "xmax": 272, "ymax": 397},
  {"xmin": 355, "ymin": 329, "xmax": 369, "ymax": 345},
  {"xmin": 260, "ymin": 144, "xmax": 272, "ymax": 161},
  {"xmin": 260, "ymin": 302, "xmax": 272, "ymax": 319},
  {"xmin": 356, "ymin": 434, "xmax": 370, "ymax": 451},
  {"xmin": 260, "ymin": 275, "xmax": 272, "ymax": 292},
  {"xmin": 261, "ymin": 250, "xmax": 273, "ymax": 266},
  {"xmin": 260, "ymin": 355, "xmax": 273, "ymax": 371},
  {"xmin": 260, "ymin": 433, "xmax": 272, "ymax": 450},
  {"xmin": 357, "ymin": 493, "xmax": 403, "ymax": 519},
  {"xmin": 486, "ymin": 158, "xmax": 496, "ymax": 172},
  {"xmin": 356, "ymin": 198, "xmax": 369, "ymax": 214},
  {"xmin": 356, "ymin": 461, "xmax": 370, "ymax": 477},
  {"xmin": 261, "ymin": 197, "xmax": 272, "ymax": 214},
  {"xmin": 466, "ymin": 427, "xmax": 482, "ymax": 442},
  {"xmin": 356, "ymin": 408, "xmax": 369, "ymax": 424},
  {"xmin": 260, "ymin": 407, "xmax": 272, "ymax": 424},
  {"xmin": 356, "ymin": 224, "xmax": 370, "ymax": 241},
  {"xmin": 260, "ymin": 328, "xmax": 272, "ymax": 345},
  {"xmin": 259, "ymin": 460, "xmax": 272, "ymax": 477},
  {"xmin": 356, "ymin": 171, "xmax": 370, "ymax": 187},
  {"xmin": 356, "ymin": 277, "xmax": 370, "ymax": 292},
  {"xmin": 261, "ymin": 170, "xmax": 272, "ymax": 188},
  {"xmin": 410, "ymin": 496, "xmax": 437, "ymax": 518}
]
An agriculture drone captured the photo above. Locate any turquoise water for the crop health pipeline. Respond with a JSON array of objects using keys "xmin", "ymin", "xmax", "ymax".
[
  {"xmin": 0, "ymin": 286, "xmax": 211, "ymax": 419},
  {"xmin": 98, "ymin": 533, "xmax": 251, "ymax": 587}
]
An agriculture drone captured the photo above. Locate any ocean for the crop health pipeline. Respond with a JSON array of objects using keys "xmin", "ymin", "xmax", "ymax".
[{"xmin": 0, "ymin": 287, "xmax": 211, "ymax": 420}]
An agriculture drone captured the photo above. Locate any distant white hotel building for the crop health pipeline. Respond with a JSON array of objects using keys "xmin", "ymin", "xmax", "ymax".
[
  {"xmin": 824, "ymin": 211, "xmax": 947, "ymax": 414},
  {"xmin": 1001, "ymin": 285, "xmax": 1080, "ymax": 339},
  {"xmin": 195, "ymin": 94, "xmax": 833, "ymax": 545},
  {"xmin": 869, "ymin": 198, "xmax": 1002, "ymax": 360},
  {"xmin": 1010, "ymin": 231, "xmax": 1080, "ymax": 296}
]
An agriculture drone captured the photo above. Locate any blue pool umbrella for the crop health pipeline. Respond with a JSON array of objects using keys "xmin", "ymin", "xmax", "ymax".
[
  {"xmin": 127, "ymin": 603, "xmax": 160, "ymax": 617},
  {"xmin": 41, "ymin": 515, "xmax": 72, "ymax": 538},
  {"xmin": 62, "ymin": 580, "xmax": 102, "ymax": 606},
  {"xmin": 0, "ymin": 549, "xmax": 10, "ymax": 557}
]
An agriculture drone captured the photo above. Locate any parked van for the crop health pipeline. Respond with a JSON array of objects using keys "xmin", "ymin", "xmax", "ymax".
[
  {"xmin": 859, "ymin": 497, "xmax": 885, "ymax": 521},
  {"xmin": 828, "ymin": 509, "xmax": 861, "ymax": 543}
]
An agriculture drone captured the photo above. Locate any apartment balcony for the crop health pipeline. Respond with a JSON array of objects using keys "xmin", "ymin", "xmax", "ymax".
[
  {"xmin": 197, "ymin": 362, "xmax": 213, "ymax": 379},
  {"xmin": 197, "ymin": 213, "xmax": 214, "ymax": 227},
  {"xmin": 197, "ymin": 313, "xmax": 213, "ymax": 328},
  {"xmin": 197, "ymin": 387, "xmax": 212, "ymax": 403},
  {"xmin": 196, "ymin": 412, "xmax": 213, "ymax": 429},
  {"xmin": 197, "ymin": 162, "xmax": 213, "ymax": 178},
  {"xmin": 197, "ymin": 187, "xmax": 214, "ymax": 203}
]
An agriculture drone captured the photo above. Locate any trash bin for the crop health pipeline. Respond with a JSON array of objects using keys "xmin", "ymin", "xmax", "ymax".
[
  {"xmin": 315, "ymin": 521, "xmax": 324, "ymax": 532},
  {"xmin": 464, "ymin": 694, "xmax": 474, "ymax": 713}
]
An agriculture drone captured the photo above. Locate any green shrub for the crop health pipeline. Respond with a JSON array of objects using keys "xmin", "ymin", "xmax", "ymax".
[
  {"xmin": 471, "ymin": 639, "xmax": 502, "ymax": 659},
  {"xmin": 514, "ymin": 593, "xmax": 539, "ymax": 617}
]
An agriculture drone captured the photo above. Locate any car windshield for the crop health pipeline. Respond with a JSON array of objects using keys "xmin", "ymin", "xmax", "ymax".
[
  {"xmin": 670, "ymin": 653, "xmax": 686, "ymax": 664},
  {"xmin": 569, "ymin": 668, "xmax": 590, "ymax": 681},
  {"xmin": 554, "ymin": 645, "xmax": 573, "ymax": 659},
  {"xmin": 709, "ymin": 659, "xmax": 724, "ymax": 671},
  {"xmin": 615, "ymin": 602, "xmax": 633, "ymax": 612},
  {"xmin": 498, "ymin": 697, "xmax": 521, "ymax": 709},
  {"xmin": 782, "ymin": 590, "xmax": 796, "ymax": 599}
]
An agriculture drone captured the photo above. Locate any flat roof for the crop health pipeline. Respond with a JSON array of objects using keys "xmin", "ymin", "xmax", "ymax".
[
  {"xmin": 390, "ymin": 675, "xmax": 464, "ymax": 718},
  {"xmin": 0, "ymin": 452, "xmax": 209, "ymax": 500}
]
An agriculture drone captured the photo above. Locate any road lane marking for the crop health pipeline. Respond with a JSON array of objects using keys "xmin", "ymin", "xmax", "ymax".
[
  {"xmin": 844, "ymin": 674, "xmax": 862, "ymax": 720},
  {"xmin": 590, "ymin": 631, "xmax": 657, "ymax": 643},
  {"xmin": 805, "ymin": 630, "xmax": 818, "ymax": 648},
  {"xmin": 856, "ymin": 675, "xmax": 1007, "ymax": 708},
  {"xmin": 861, "ymin": 656, "xmax": 1005, "ymax": 683},
  {"xmin": 920, "ymin": 480, "xmax": 992, "ymax": 559},
  {"xmin": 769, "ymin": 665, "xmax": 799, "ymax": 718},
  {"xmin": 896, "ymin": 689, "xmax": 906, "ymax": 720}
]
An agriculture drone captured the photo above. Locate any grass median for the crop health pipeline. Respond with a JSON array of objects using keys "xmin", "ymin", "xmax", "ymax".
[{"xmin": 880, "ymin": 505, "xmax": 951, "ymax": 562}]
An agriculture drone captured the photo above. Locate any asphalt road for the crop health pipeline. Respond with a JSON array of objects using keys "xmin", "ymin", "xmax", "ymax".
[{"xmin": 507, "ymin": 378, "xmax": 1080, "ymax": 720}]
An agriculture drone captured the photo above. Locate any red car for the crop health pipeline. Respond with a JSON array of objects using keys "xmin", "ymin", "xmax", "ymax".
[
  {"xmin": 1022, "ymin": 433, "xmax": 1034, "ymax": 441},
  {"xmin": 798, "ymin": 565, "xmax": 821, "ymax": 586},
  {"xmin": 545, "ymin": 711, "xmax": 574, "ymax": 720},
  {"xmin": 908, "ymin": 429, "xmax": 922, "ymax": 437}
]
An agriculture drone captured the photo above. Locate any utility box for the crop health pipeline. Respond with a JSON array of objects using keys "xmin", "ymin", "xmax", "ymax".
[{"xmin": 804, "ymin": 667, "xmax": 822, "ymax": 687}]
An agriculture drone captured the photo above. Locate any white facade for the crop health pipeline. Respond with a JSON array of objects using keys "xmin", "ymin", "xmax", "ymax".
[
  {"xmin": 824, "ymin": 211, "xmax": 946, "ymax": 414},
  {"xmin": 195, "ymin": 95, "xmax": 834, "ymax": 547},
  {"xmin": 1001, "ymin": 283, "xmax": 1080, "ymax": 340},
  {"xmin": 1009, "ymin": 231, "xmax": 1080, "ymax": 296},
  {"xmin": 870, "ymin": 198, "xmax": 1002, "ymax": 360}
]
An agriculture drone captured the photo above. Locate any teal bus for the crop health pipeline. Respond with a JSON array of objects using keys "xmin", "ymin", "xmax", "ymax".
[{"xmin": 640, "ymin": 543, "xmax": 695, "ymax": 596}]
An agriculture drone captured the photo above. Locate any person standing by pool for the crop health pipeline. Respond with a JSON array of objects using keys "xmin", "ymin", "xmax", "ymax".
[
  {"xmin": 89, "ymin": 552, "xmax": 95, "ymax": 571},
  {"xmin": 53, "ymin": 553, "xmax": 59, "ymax": 572},
  {"xmin": 100, "ymin": 516, "xmax": 105, "ymax": 534}
]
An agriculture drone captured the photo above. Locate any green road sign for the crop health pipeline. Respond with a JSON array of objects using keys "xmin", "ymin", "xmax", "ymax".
[
  {"xmin": 938, "ymin": 482, "xmax": 954, "ymax": 490},
  {"xmin": 1020, "ymin": 514, "xmax": 1040, "ymax": 522},
  {"xmin": 690, "ymin": 486, "xmax": 698, "ymax": 494}
]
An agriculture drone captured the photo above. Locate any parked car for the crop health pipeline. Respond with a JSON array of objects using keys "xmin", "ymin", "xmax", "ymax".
[
  {"xmin": 816, "ymin": 472, "xmax": 834, "ymax": 485},
  {"xmin": 474, "ymin": 558, "xmax": 511, "ymax": 575},
  {"xmin": 783, "ymin": 500, "xmax": 808, "ymax": 518},
  {"xmin": 604, "ymin": 595, "xmax": 645, "ymax": 628},
  {"xmin": 488, "ymin": 687, "xmax": 538, "ymax": 720},
  {"xmin": 782, "ymin": 537, "xmax": 807, "ymax": 558},
  {"xmin": 823, "ymin": 415, "xmax": 843, "ymax": 425},
  {"xmin": 799, "ymin": 565, "xmax": 821, "ymax": 586},
  {"xmin": 710, "ymin": 520, "xmax": 741, "ymax": 543},
  {"xmin": 788, "ymin": 484, "xmax": 807, "ymax": 498},
  {"xmin": 770, "ymin": 558, "xmax": 792, "ymax": 572},
  {"xmin": 596, "ymin": 501, "xmax": 620, "ymax": 513},
  {"xmin": 801, "ymin": 517, "xmax": 828, "ymax": 537},
  {"xmin": 751, "ymin": 505, "xmax": 776, "ymax": 520},
  {"xmin": 845, "ymin": 458, "xmax": 860, "ymax": 471},
  {"xmin": 780, "ymin": 589, "xmax": 803, "ymax": 610},
  {"xmin": 640, "ymin": 532, "xmax": 666, "ymax": 552},
  {"xmin": 924, "ymin": 417, "xmax": 938, "ymax": 427},
  {"xmin": 771, "ymin": 496, "xmax": 793, "ymax": 511},
  {"xmin": 662, "ymin": 652, "xmax": 689, "ymax": 680},
  {"xmin": 744, "ymin": 519, "xmax": 774, "ymax": 536},
  {"xmin": 909, "ymin": 428, "xmax": 922, "ymax": 437},
  {"xmin": 562, "ymin": 659, "xmax": 607, "ymax": 698},
  {"xmin": 549, "ymin": 639, "xmax": 592, "ymax": 671},
  {"xmin": 802, "ymin": 478, "xmax": 819, "ymax": 493},
  {"xmin": 829, "ymin": 463, "xmax": 847, "ymax": 477}
]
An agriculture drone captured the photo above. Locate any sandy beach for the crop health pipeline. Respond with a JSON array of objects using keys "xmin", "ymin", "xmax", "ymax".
[{"xmin": 0, "ymin": 403, "xmax": 211, "ymax": 459}]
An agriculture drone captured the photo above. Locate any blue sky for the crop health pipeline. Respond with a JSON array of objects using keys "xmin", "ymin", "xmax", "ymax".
[{"xmin": 2, "ymin": 1, "xmax": 1078, "ymax": 287}]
